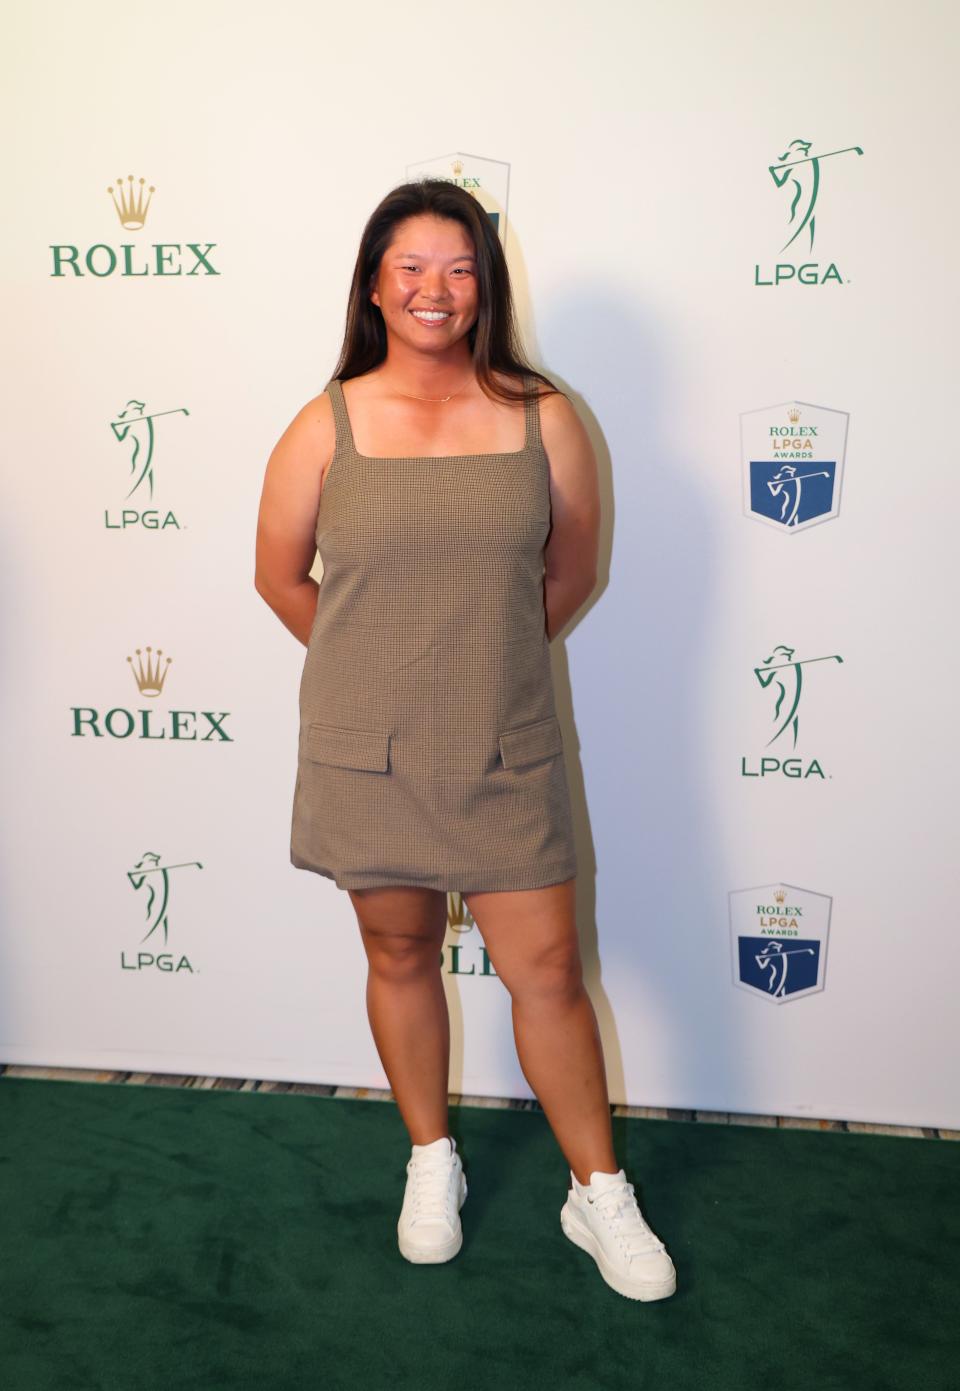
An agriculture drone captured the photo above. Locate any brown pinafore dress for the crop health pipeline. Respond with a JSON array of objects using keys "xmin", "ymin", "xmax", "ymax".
[{"xmin": 290, "ymin": 375, "xmax": 578, "ymax": 893}]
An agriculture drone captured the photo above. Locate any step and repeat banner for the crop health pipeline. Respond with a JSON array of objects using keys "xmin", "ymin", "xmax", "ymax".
[{"xmin": 3, "ymin": 0, "xmax": 957, "ymax": 1128}]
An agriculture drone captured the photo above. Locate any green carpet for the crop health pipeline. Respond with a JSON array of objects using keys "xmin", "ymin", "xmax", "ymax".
[{"xmin": 0, "ymin": 1077, "xmax": 957, "ymax": 1390}]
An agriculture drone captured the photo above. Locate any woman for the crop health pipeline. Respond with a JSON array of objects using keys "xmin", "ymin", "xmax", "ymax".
[{"xmin": 254, "ymin": 179, "xmax": 675, "ymax": 1302}]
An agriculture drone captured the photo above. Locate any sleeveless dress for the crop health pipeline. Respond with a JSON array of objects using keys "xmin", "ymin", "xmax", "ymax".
[{"xmin": 289, "ymin": 375, "xmax": 578, "ymax": 893}]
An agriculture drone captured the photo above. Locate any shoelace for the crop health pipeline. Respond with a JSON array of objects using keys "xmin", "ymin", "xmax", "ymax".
[
  {"xmin": 588, "ymin": 1181, "xmax": 666, "ymax": 1258},
  {"xmin": 406, "ymin": 1154, "xmax": 457, "ymax": 1225}
]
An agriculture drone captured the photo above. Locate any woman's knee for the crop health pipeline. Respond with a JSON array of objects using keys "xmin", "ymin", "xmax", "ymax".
[
  {"xmin": 361, "ymin": 926, "xmax": 443, "ymax": 982},
  {"xmin": 349, "ymin": 888, "xmax": 447, "ymax": 982},
  {"xmin": 508, "ymin": 938, "xmax": 584, "ymax": 1006}
]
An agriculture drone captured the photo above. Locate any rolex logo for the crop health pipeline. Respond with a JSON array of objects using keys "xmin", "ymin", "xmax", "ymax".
[
  {"xmin": 70, "ymin": 646, "xmax": 232, "ymax": 743},
  {"xmin": 451, "ymin": 158, "xmax": 464, "ymax": 177},
  {"xmin": 52, "ymin": 174, "xmax": 219, "ymax": 278},
  {"xmin": 127, "ymin": 646, "xmax": 171, "ymax": 698},
  {"xmin": 107, "ymin": 175, "xmax": 156, "ymax": 230},
  {"xmin": 787, "ymin": 408, "xmax": 801, "ymax": 424},
  {"xmin": 775, "ymin": 890, "xmax": 786, "ymax": 904}
]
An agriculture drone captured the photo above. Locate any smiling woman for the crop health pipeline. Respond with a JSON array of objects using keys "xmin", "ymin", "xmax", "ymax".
[
  {"xmin": 378, "ymin": 235, "xmax": 477, "ymax": 343},
  {"xmin": 252, "ymin": 180, "xmax": 669, "ymax": 1302},
  {"xmin": 329, "ymin": 178, "xmax": 555, "ymax": 410}
]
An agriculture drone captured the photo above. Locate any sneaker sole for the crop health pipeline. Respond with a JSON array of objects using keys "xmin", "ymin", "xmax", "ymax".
[
  {"xmin": 560, "ymin": 1201, "xmax": 677, "ymax": 1302},
  {"xmin": 398, "ymin": 1173, "xmax": 467, "ymax": 1265}
]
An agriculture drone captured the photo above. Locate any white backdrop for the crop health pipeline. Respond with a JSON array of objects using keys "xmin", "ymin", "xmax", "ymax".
[{"xmin": 2, "ymin": 0, "xmax": 958, "ymax": 1128}]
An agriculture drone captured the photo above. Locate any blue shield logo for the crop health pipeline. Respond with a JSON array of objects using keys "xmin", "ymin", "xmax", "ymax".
[
  {"xmin": 741, "ymin": 402, "xmax": 848, "ymax": 533},
  {"xmin": 749, "ymin": 459, "xmax": 837, "ymax": 528},
  {"xmin": 737, "ymin": 936, "xmax": 820, "ymax": 999},
  {"xmin": 729, "ymin": 883, "xmax": 831, "ymax": 1004}
]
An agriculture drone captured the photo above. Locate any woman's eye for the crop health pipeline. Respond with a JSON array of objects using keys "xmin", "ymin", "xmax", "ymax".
[{"xmin": 401, "ymin": 264, "xmax": 420, "ymax": 272}]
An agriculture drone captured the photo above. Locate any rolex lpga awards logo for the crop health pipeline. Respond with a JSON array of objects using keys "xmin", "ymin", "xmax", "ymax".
[
  {"xmin": 741, "ymin": 643, "xmax": 843, "ymax": 779},
  {"xmin": 406, "ymin": 152, "xmax": 510, "ymax": 239},
  {"xmin": 70, "ymin": 647, "xmax": 234, "ymax": 742},
  {"xmin": 123, "ymin": 850, "xmax": 203, "ymax": 973},
  {"xmin": 729, "ymin": 883, "xmax": 831, "ymax": 1002},
  {"xmin": 50, "ymin": 174, "xmax": 220, "ymax": 278},
  {"xmin": 754, "ymin": 137, "xmax": 863, "ymax": 287},
  {"xmin": 741, "ymin": 402, "xmax": 848, "ymax": 531},
  {"xmin": 105, "ymin": 397, "xmax": 189, "ymax": 530}
]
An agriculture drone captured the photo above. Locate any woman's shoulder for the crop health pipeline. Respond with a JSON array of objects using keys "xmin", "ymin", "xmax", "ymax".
[
  {"xmin": 274, "ymin": 385, "xmax": 336, "ymax": 464},
  {"xmin": 521, "ymin": 373, "xmax": 575, "ymax": 425},
  {"xmin": 485, "ymin": 370, "xmax": 581, "ymax": 459},
  {"xmin": 336, "ymin": 369, "xmax": 393, "ymax": 408},
  {"xmin": 536, "ymin": 383, "xmax": 593, "ymax": 467},
  {"xmin": 297, "ymin": 383, "xmax": 337, "ymax": 427},
  {"xmin": 488, "ymin": 367, "xmax": 569, "ymax": 404}
]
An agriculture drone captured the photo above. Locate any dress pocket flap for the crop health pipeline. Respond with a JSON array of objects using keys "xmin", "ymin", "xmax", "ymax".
[
  {"xmin": 304, "ymin": 723, "xmax": 390, "ymax": 772},
  {"xmin": 498, "ymin": 716, "xmax": 563, "ymax": 769}
]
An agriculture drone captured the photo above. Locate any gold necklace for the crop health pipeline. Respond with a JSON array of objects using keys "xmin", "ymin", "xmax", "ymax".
[{"xmin": 391, "ymin": 374, "xmax": 474, "ymax": 404}]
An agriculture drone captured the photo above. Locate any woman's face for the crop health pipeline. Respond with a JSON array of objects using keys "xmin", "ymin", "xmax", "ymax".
[{"xmin": 370, "ymin": 214, "xmax": 479, "ymax": 354}]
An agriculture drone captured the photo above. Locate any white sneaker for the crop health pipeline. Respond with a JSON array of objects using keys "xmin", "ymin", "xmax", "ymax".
[
  {"xmin": 560, "ymin": 1167, "xmax": 677, "ymax": 1301},
  {"xmin": 397, "ymin": 1135, "xmax": 467, "ymax": 1264}
]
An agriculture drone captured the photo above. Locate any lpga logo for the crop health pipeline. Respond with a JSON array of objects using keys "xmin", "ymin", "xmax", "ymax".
[
  {"xmin": 741, "ymin": 402, "xmax": 848, "ymax": 533},
  {"xmin": 105, "ymin": 397, "xmax": 188, "ymax": 531},
  {"xmin": 753, "ymin": 137, "xmax": 864, "ymax": 286},
  {"xmin": 121, "ymin": 851, "xmax": 202, "ymax": 974},
  {"xmin": 729, "ymin": 884, "xmax": 831, "ymax": 1003},
  {"xmin": 741, "ymin": 643, "xmax": 844, "ymax": 780}
]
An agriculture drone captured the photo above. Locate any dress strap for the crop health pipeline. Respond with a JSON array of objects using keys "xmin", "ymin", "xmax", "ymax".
[
  {"xmin": 522, "ymin": 375, "xmax": 543, "ymax": 450},
  {"xmin": 326, "ymin": 378, "xmax": 357, "ymax": 455}
]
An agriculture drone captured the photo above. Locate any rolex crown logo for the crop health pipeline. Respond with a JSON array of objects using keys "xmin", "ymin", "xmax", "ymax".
[
  {"xmin": 451, "ymin": 158, "xmax": 464, "ymax": 177},
  {"xmin": 107, "ymin": 175, "xmax": 156, "ymax": 231},
  {"xmin": 787, "ymin": 408, "xmax": 801, "ymax": 424},
  {"xmin": 775, "ymin": 890, "xmax": 786, "ymax": 904},
  {"xmin": 127, "ymin": 646, "xmax": 171, "ymax": 698}
]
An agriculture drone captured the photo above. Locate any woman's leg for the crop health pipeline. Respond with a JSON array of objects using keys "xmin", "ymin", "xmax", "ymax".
[
  {"xmin": 462, "ymin": 878, "xmax": 618, "ymax": 1184},
  {"xmin": 348, "ymin": 885, "xmax": 451, "ymax": 1146}
]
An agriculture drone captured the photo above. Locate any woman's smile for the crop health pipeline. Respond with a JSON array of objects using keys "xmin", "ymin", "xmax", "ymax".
[{"xmin": 410, "ymin": 309, "xmax": 452, "ymax": 325}]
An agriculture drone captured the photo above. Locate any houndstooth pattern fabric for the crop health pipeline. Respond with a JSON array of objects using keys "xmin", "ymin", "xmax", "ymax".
[{"xmin": 289, "ymin": 376, "xmax": 578, "ymax": 893}]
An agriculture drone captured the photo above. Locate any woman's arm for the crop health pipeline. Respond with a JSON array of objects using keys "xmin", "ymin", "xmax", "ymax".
[
  {"xmin": 254, "ymin": 392, "xmax": 335, "ymax": 647},
  {"xmin": 540, "ymin": 392, "xmax": 601, "ymax": 641}
]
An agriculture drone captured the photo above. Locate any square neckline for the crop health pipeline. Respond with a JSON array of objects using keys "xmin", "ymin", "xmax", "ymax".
[{"xmin": 332, "ymin": 376, "xmax": 534, "ymax": 462}]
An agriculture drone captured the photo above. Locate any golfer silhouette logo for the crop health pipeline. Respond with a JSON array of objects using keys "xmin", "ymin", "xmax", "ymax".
[
  {"xmin": 764, "ymin": 462, "xmax": 832, "ymax": 527},
  {"xmin": 754, "ymin": 644, "xmax": 844, "ymax": 749},
  {"xmin": 736, "ymin": 935, "xmax": 822, "ymax": 1000},
  {"xmin": 110, "ymin": 400, "xmax": 189, "ymax": 500},
  {"xmin": 768, "ymin": 138, "xmax": 864, "ymax": 252},
  {"xmin": 127, "ymin": 851, "xmax": 203, "ymax": 946},
  {"xmin": 753, "ymin": 939, "xmax": 817, "ymax": 998}
]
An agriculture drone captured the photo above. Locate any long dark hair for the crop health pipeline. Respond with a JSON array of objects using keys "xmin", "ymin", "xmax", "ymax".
[{"xmin": 329, "ymin": 179, "xmax": 558, "ymax": 405}]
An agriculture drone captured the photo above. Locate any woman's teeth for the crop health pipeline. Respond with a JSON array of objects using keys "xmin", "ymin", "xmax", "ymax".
[{"xmin": 411, "ymin": 310, "xmax": 451, "ymax": 322}]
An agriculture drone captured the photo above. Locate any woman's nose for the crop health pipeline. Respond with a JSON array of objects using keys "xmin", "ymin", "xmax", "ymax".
[{"xmin": 422, "ymin": 271, "xmax": 450, "ymax": 300}]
